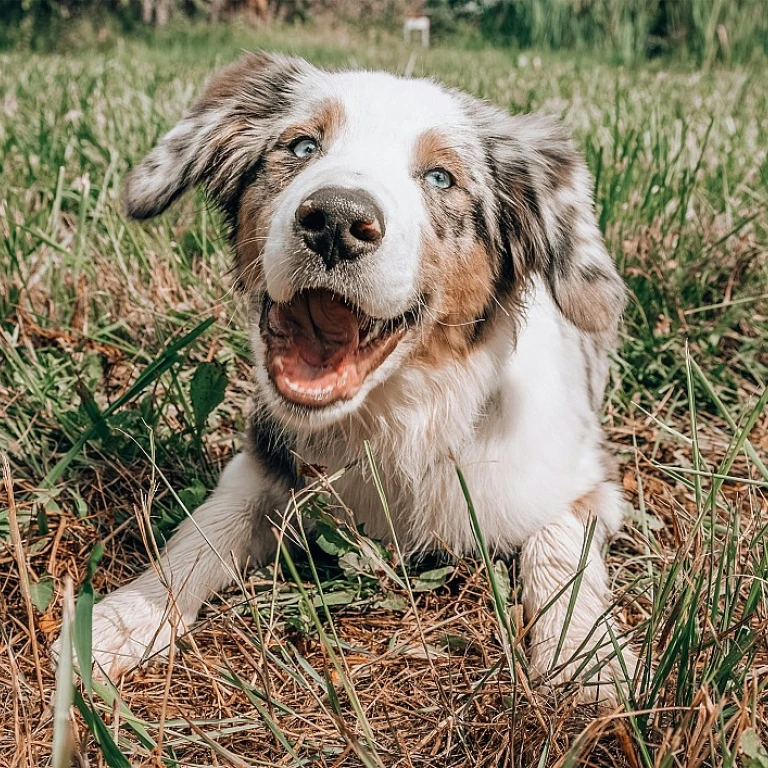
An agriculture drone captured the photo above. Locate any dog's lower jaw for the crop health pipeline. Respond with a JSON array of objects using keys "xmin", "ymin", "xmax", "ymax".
[{"xmin": 252, "ymin": 336, "xmax": 414, "ymax": 434}]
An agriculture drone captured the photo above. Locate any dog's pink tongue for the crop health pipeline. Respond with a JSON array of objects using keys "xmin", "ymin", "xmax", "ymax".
[{"xmin": 269, "ymin": 290, "xmax": 360, "ymax": 368}]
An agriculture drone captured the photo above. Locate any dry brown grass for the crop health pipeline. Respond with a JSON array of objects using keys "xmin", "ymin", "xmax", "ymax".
[
  {"xmin": 2, "ymin": 23, "xmax": 768, "ymax": 768},
  {"xmin": 2, "ymin": 403, "xmax": 767, "ymax": 766}
]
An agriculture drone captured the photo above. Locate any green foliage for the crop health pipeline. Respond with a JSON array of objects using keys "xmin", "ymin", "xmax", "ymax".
[
  {"xmin": 189, "ymin": 360, "xmax": 228, "ymax": 432},
  {"xmin": 429, "ymin": 0, "xmax": 768, "ymax": 63},
  {"xmin": 3, "ymin": 0, "xmax": 768, "ymax": 63},
  {"xmin": 743, "ymin": 730, "xmax": 768, "ymax": 768},
  {"xmin": 2, "ymin": 24, "xmax": 767, "ymax": 766},
  {"xmin": 411, "ymin": 565, "xmax": 456, "ymax": 592},
  {"xmin": 29, "ymin": 575, "xmax": 55, "ymax": 612},
  {"xmin": 0, "ymin": 0, "xmax": 139, "ymax": 50}
]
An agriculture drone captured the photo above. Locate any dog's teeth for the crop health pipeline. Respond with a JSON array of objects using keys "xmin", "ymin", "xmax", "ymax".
[{"xmin": 360, "ymin": 319, "xmax": 389, "ymax": 346}]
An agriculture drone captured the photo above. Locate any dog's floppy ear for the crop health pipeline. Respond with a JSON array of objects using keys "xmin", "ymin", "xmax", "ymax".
[
  {"xmin": 480, "ymin": 110, "xmax": 626, "ymax": 334},
  {"xmin": 124, "ymin": 52, "xmax": 312, "ymax": 220}
]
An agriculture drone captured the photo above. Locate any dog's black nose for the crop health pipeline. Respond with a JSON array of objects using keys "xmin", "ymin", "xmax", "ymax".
[{"xmin": 295, "ymin": 186, "xmax": 385, "ymax": 269}]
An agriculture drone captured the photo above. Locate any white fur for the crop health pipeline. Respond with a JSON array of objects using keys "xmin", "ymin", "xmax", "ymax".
[
  {"xmin": 288, "ymin": 282, "xmax": 608, "ymax": 550},
  {"xmin": 521, "ymin": 508, "xmax": 636, "ymax": 703},
  {"xmin": 71, "ymin": 283, "xmax": 635, "ymax": 699},
  {"xmin": 59, "ymin": 65, "xmax": 637, "ymax": 703},
  {"xmin": 262, "ymin": 72, "xmax": 472, "ymax": 319}
]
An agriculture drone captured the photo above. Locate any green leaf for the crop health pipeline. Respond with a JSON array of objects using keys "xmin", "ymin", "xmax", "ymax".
[
  {"xmin": 73, "ymin": 690, "xmax": 132, "ymax": 768},
  {"xmin": 75, "ymin": 378, "xmax": 110, "ymax": 441},
  {"xmin": 412, "ymin": 565, "xmax": 455, "ymax": 592},
  {"xmin": 177, "ymin": 478, "xmax": 207, "ymax": 513},
  {"xmin": 375, "ymin": 592, "xmax": 407, "ymax": 612},
  {"xmin": 314, "ymin": 518, "xmax": 357, "ymax": 557},
  {"xmin": 189, "ymin": 360, "xmax": 227, "ymax": 431},
  {"xmin": 30, "ymin": 575, "xmax": 55, "ymax": 612},
  {"xmin": 43, "ymin": 317, "xmax": 216, "ymax": 488},
  {"xmin": 440, "ymin": 634, "xmax": 471, "ymax": 651},
  {"xmin": 492, "ymin": 560, "xmax": 512, "ymax": 605},
  {"xmin": 312, "ymin": 589, "xmax": 357, "ymax": 608},
  {"xmin": 70, "ymin": 489, "xmax": 89, "ymax": 519},
  {"xmin": 338, "ymin": 547, "xmax": 388, "ymax": 581},
  {"xmin": 315, "ymin": 529, "xmax": 351, "ymax": 557},
  {"xmin": 743, "ymin": 729, "xmax": 768, "ymax": 768},
  {"xmin": 75, "ymin": 542, "xmax": 104, "ymax": 696},
  {"xmin": 85, "ymin": 541, "xmax": 104, "ymax": 582},
  {"xmin": 90, "ymin": 677, "xmax": 157, "ymax": 751}
]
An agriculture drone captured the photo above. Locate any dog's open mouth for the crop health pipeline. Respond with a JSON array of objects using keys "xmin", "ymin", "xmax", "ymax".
[{"xmin": 260, "ymin": 289, "xmax": 415, "ymax": 408}]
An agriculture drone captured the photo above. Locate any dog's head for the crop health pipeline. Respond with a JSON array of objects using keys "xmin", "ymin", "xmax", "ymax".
[{"xmin": 125, "ymin": 52, "xmax": 624, "ymax": 428}]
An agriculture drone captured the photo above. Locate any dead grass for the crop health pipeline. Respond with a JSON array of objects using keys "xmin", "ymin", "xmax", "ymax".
[
  {"xmin": 1, "ymin": 22, "xmax": 768, "ymax": 768},
  {"xmin": 2, "ymin": 403, "xmax": 767, "ymax": 766}
]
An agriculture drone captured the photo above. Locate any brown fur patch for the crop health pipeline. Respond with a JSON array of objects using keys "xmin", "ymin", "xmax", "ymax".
[
  {"xmin": 276, "ymin": 98, "xmax": 347, "ymax": 148},
  {"xmin": 408, "ymin": 129, "xmax": 504, "ymax": 365},
  {"xmin": 234, "ymin": 99, "xmax": 348, "ymax": 289},
  {"xmin": 412, "ymin": 128, "xmax": 471, "ymax": 188},
  {"xmin": 414, "ymin": 239, "xmax": 496, "ymax": 365},
  {"xmin": 235, "ymin": 186, "xmax": 274, "ymax": 291},
  {"xmin": 193, "ymin": 54, "xmax": 270, "ymax": 113},
  {"xmin": 572, "ymin": 490, "xmax": 602, "ymax": 525}
]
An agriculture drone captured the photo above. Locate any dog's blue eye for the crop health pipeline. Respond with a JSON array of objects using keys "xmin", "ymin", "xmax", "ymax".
[
  {"xmin": 425, "ymin": 169, "xmax": 453, "ymax": 189},
  {"xmin": 291, "ymin": 138, "xmax": 318, "ymax": 159}
]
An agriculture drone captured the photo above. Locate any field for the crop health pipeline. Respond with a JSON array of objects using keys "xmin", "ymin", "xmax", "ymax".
[{"xmin": 2, "ymin": 23, "xmax": 768, "ymax": 768}]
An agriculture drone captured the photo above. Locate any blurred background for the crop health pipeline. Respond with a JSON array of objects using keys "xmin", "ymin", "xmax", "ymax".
[{"xmin": 3, "ymin": 0, "xmax": 768, "ymax": 65}]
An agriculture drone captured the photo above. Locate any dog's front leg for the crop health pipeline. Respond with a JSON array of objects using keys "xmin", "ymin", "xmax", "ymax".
[
  {"xmin": 58, "ymin": 451, "xmax": 288, "ymax": 678},
  {"xmin": 520, "ymin": 504, "xmax": 637, "ymax": 704}
]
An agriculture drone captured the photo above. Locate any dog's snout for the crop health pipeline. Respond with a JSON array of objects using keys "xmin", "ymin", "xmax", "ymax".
[{"xmin": 295, "ymin": 186, "xmax": 385, "ymax": 269}]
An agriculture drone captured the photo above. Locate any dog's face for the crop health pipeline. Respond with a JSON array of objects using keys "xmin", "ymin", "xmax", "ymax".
[{"xmin": 125, "ymin": 53, "xmax": 624, "ymax": 428}]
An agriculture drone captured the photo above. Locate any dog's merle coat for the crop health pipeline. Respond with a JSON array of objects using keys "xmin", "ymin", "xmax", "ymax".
[{"xmin": 58, "ymin": 52, "xmax": 637, "ymax": 703}]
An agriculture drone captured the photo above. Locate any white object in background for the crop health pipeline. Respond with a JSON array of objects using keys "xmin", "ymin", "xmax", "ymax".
[{"xmin": 404, "ymin": 16, "xmax": 430, "ymax": 48}]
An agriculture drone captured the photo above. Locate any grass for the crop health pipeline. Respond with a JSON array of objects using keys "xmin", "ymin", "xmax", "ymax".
[{"xmin": 1, "ymin": 21, "xmax": 768, "ymax": 768}]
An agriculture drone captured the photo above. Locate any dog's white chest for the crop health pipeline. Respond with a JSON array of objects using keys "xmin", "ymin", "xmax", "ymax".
[{"xmin": 296, "ymin": 286, "xmax": 609, "ymax": 554}]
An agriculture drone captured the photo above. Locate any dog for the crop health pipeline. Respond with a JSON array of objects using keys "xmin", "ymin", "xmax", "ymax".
[{"xmin": 57, "ymin": 52, "xmax": 637, "ymax": 702}]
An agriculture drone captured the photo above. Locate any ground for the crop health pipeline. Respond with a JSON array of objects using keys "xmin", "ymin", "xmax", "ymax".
[{"xmin": 1, "ymin": 23, "xmax": 768, "ymax": 768}]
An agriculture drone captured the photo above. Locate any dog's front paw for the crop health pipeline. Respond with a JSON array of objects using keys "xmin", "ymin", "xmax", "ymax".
[
  {"xmin": 53, "ymin": 589, "xmax": 185, "ymax": 679},
  {"xmin": 531, "ymin": 635, "xmax": 639, "ymax": 706}
]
